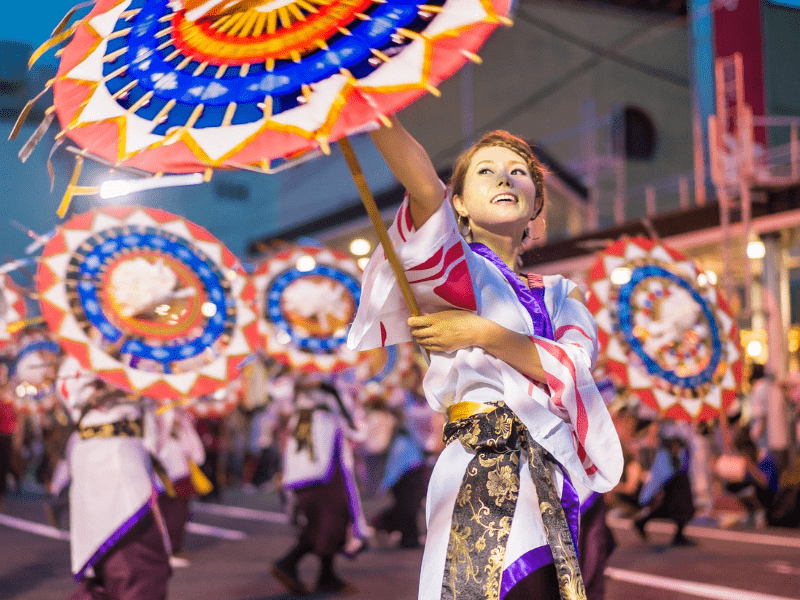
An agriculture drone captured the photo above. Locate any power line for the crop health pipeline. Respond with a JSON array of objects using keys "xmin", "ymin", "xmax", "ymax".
[
  {"xmin": 433, "ymin": 12, "xmax": 686, "ymax": 166},
  {"xmin": 515, "ymin": 6, "xmax": 690, "ymax": 88}
]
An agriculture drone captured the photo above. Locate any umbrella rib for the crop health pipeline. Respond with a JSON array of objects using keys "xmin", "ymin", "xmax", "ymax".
[
  {"xmin": 238, "ymin": 10, "xmax": 260, "ymax": 37},
  {"xmin": 222, "ymin": 102, "xmax": 238, "ymax": 126},
  {"xmin": 288, "ymin": 4, "xmax": 306, "ymax": 22},
  {"xmin": 296, "ymin": 0, "xmax": 318, "ymax": 14},
  {"xmin": 103, "ymin": 47, "xmax": 128, "ymax": 63},
  {"xmin": 277, "ymin": 6, "xmax": 292, "ymax": 29},
  {"xmin": 176, "ymin": 56, "xmax": 194, "ymax": 70},
  {"xmin": 154, "ymin": 26, "xmax": 173, "ymax": 39},
  {"xmin": 154, "ymin": 99, "xmax": 177, "ymax": 125},
  {"xmin": 111, "ymin": 80, "xmax": 138, "ymax": 100},
  {"xmin": 260, "ymin": 96, "xmax": 273, "ymax": 117},
  {"xmin": 252, "ymin": 12, "xmax": 269, "ymax": 36},
  {"xmin": 267, "ymin": 10, "xmax": 278, "ymax": 34}
]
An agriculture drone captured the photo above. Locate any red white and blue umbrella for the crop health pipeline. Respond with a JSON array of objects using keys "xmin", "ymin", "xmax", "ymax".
[
  {"xmin": 11, "ymin": 332, "xmax": 61, "ymax": 415},
  {"xmin": 252, "ymin": 243, "xmax": 362, "ymax": 372},
  {"xmin": 37, "ymin": 206, "xmax": 260, "ymax": 400},
  {"xmin": 19, "ymin": 0, "xmax": 513, "ymax": 326},
  {"xmin": 23, "ymin": 0, "xmax": 511, "ymax": 175},
  {"xmin": 586, "ymin": 237, "xmax": 743, "ymax": 423},
  {"xmin": 355, "ymin": 340, "xmax": 415, "ymax": 394}
]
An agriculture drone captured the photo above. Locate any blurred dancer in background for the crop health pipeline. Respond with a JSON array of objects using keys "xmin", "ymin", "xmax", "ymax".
[
  {"xmin": 368, "ymin": 384, "xmax": 427, "ymax": 549},
  {"xmin": 634, "ymin": 422, "xmax": 696, "ymax": 546},
  {"xmin": 59, "ymin": 357, "xmax": 171, "ymax": 600},
  {"xmin": 0, "ymin": 361, "xmax": 17, "ymax": 510},
  {"xmin": 155, "ymin": 405, "xmax": 208, "ymax": 567},
  {"xmin": 272, "ymin": 377, "xmax": 366, "ymax": 596}
]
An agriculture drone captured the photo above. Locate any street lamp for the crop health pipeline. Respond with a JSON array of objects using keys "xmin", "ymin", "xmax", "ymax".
[{"xmin": 349, "ymin": 238, "xmax": 371, "ymax": 256}]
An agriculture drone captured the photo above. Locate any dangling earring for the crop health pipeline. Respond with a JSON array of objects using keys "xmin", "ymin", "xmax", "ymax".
[
  {"xmin": 458, "ymin": 214, "xmax": 471, "ymax": 239},
  {"xmin": 521, "ymin": 218, "xmax": 535, "ymax": 243},
  {"xmin": 522, "ymin": 216, "xmax": 546, "ymax": 244}
]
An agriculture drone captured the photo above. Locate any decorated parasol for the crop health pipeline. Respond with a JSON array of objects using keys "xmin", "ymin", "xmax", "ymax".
[
  {"xmin": 17, "ymin": 0, "xmax": 510, "ymax": 172},
  {"xmin": 37, "ymin": 206, "xmax": 260, "ymax": 400},
  {"xmin": 0, "ymin": 274, "xmax": 28, "ymax": 349},
  {"xmin": 14, "ymin": 0, "xmax": 514, "ymax": 326},
  {"xmin": 252, "ymin": 243, "xmax": 362, "ymax": 372},
  {"xmin": 354, "ymin": 340, "xmax": 414, "ymax": 395},
  {"xmin": 586, "ymin": 237, "xmax": 743, "ymax": 423},
  {"xmin": 11, "ymin": 333, "xmax": 61, "ymax": 415}
]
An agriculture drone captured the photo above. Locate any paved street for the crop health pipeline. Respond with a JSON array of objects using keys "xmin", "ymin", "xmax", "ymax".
[{"xmin": 1, "ymin": 488, "xmax": 799, "ymax": 600}]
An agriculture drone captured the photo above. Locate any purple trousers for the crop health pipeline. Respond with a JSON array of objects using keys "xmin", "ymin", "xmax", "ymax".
[
  {"xmin": 68, "ymin": 511, "xmax": 171, "ymax": 600},
  {"xmin": 158, "ymin": 477, "xmax": 193, "ymax": 554},
  {"xmin": 293, "ymin": 465, "xmax": 351, "ymax": 556}
]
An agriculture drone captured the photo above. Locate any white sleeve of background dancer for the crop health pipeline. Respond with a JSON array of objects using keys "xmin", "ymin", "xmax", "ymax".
[{"xmin": 177, "ymin": 411, "xmax": 206, "ymax": 465}]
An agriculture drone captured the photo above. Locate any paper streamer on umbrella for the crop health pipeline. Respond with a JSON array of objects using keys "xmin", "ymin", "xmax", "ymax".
[
  {"xmin": 252, "ymin": 243, "xmax": 362, "ymax": 373},
  {"xmin": 37, "ymin": 206, "xmax": 260, "ymax": 401},
  {"xmin": 585, "ymin": 237, "xmax": 743, "ymax": 423}
]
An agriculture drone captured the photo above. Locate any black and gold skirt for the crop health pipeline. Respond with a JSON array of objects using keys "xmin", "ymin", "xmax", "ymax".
[{"xmin": 439, "ymin": 401, "xmax": 586, "ymax": 600}]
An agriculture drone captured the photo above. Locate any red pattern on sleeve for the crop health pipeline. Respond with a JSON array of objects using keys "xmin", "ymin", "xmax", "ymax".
[{"xmin": 555, "ymin": 325, "xmax": 592, "ymax": 344}]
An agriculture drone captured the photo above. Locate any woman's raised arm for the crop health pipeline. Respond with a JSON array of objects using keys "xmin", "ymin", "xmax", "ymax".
[{"xmin": 369, "ymin": 115, "xmax": 446, "ymax": 229}]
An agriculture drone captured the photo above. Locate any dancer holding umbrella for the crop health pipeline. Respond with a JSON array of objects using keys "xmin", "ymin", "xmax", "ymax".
[{"xmin": 348, "ymin": 118, "xmax": 623, "ymax": 600}]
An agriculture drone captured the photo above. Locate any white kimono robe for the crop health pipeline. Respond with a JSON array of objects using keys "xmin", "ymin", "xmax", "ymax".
[
  {"xmin": 348, "ymin": 195, "xmax": 623, "ymax": 599},
  {"xmin": 281, "ymin": 387, "xmax": 369, "ymax": 538},
  {"xmin": 68, "ymin": 401, "xmax": 159, "ymax": 578}
]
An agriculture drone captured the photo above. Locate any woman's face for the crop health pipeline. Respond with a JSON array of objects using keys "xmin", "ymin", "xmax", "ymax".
[{"xmin": 453, "ymin": 145, "xmax": 538, "ymax": 238}]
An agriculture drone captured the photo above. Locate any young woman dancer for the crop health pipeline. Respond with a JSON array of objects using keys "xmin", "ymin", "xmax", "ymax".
[{"xmin": 348, "ymin": 117, "xmax": 623, "ymax": 600}]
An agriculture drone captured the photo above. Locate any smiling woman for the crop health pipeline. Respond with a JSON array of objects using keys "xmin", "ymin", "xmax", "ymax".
[
  {"xmin": 450, "ymin": 132, "xmax": 545, "ymax": 258},
  {"xmin": 347, "ymin": 116, "xmax": 623, "ymax": 600}
]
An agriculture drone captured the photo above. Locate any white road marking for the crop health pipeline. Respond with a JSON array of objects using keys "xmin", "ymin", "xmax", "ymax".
[
  {"xmin": 191, "ymin": 501, "xmax": 289, "ymax": 524},
  {"xmin": 0, "ymin": 513, "xmax": 70, "ymax": 541},
  {"xmin": 608, "ymin": 516, "xmax": 800, "ymax": 549},
  {"xmin": 185, "ymin": 521, "xmax": 247, "ymax": 540},
  {"xmin": 1, "ymin": 512, "xmax": 246, "ymax": 542},
  {"xmin": 605, "ymin": 567, "xmax": 799, "ymax": 600}
]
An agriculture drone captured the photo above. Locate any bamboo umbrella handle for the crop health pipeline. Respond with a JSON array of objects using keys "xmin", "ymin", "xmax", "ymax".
[{"xmin": 339, "ymin": 137, "xmax": 421, "ymax": 318}]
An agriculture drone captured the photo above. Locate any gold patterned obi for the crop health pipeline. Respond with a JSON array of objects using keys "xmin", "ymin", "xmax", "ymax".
[
  {"xmin": 78, "ymin": 418, "xmax": 143, "ymax": 441},
  {"xmin": 440, "ymin": 401, "xmax": 585, "ymax": 600},
  {"xmin": 292, "ymin": 405, "xmax": 331, "ymax": 461}
]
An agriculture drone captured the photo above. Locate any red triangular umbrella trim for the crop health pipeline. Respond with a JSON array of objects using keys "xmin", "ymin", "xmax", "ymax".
[
  {"xmin": 40, "ymin": 300, "xmax": 67, "ymax": 334},
  {"xmin": 98, "ymin": 368, "xmax": 134, "ymax": 394}
]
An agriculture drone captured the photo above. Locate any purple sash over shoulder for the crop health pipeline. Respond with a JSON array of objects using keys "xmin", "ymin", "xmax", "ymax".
[{"xmin": 469, "ymin": 243, "xmax": 554, "ymax": 340}]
